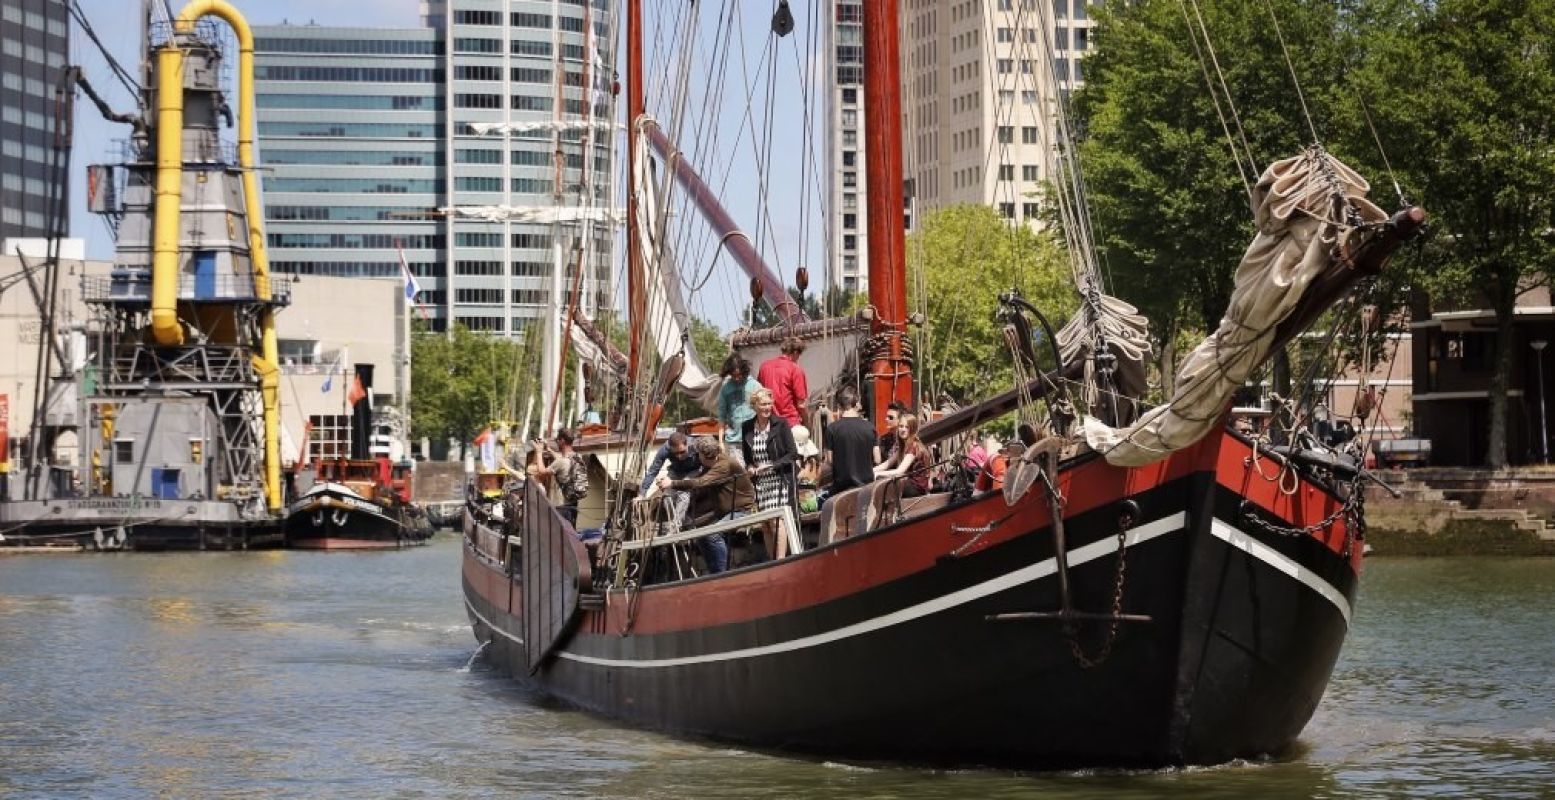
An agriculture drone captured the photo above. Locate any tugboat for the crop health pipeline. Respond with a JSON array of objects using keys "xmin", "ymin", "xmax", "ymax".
[{"xmin": 286, "ymin": 364, "xmax": 428, "ymax": 550}]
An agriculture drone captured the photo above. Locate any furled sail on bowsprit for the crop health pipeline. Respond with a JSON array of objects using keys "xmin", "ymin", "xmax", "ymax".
[{"xmin": 1082, "ymin": 147, "xmax": 1386, "ymax": 466}]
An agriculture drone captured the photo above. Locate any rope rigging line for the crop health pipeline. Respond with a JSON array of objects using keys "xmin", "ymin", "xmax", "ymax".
[
  {"xmin": 1173, "ymin": 0, "xmax": 1255, "ymax": 200},
  {"xmin": 69, "ymin": 0, "xmax": 140, "ymax": 97},
  {"xmin": 1257, "ymin": 0, "xmax": 1322, "ymax": 148},
  {"xmin": 1182, "ymin": 0, "xmax": 1260, "ymax": 184}
]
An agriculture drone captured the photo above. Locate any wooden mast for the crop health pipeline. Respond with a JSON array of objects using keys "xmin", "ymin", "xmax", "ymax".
[
  {"xmin": 625, "ymin": 0, "xmax": 645, "ymax": 386},
  {"xmin": 861, "ymin": 0, "xmax": 912, "ymax": 429}
]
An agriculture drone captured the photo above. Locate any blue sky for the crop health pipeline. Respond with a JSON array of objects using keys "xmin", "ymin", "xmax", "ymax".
[{"xmin": 67, "ymin": 0, "xmax": 821, "ymax": 331}]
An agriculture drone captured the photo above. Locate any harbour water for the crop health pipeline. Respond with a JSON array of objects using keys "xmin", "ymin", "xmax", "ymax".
[{"xmin": 2, "ymin": 537, "xmax": 1552, "ymax": 798}]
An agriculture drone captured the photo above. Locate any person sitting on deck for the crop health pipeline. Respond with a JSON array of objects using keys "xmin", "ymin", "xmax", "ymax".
[
  {"xmin": 639, "ymin": 431, "xmax": 699, "ymax": 524},
  {"xmin": 824, "ymin": 385, "xmax": 877, "ymax": 498},
  {"xmin": 877, "ymin": 401, "xmax": 908, "ymax": 464},
  {"xmin": 975, "ymin": 440, "xmax": 1026, "ymax": 494},
  {"xmin": 756, "ymin": 337, "xmax": 810, "ymax": 428},
  {"xmin": 656, "ymin": 436, "xmax": 756, "ymax": 574},
  {"xmin": 873, "ymin": 413, "xmax": 932, "ymax": 498}
]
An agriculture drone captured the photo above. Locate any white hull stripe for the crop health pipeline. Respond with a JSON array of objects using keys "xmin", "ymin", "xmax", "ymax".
[
  {"xmin": 557, "ymin": 512, "xmax": 1183, "ymax": 669},
  {"xmin": 1209, "ymin": 519, "xmax": 1352, "ymax": 626}
]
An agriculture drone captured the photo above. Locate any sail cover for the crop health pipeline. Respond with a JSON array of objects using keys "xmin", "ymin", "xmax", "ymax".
[{"xmin": 1082, "ymin": 149, "xmax": 1386, "ymax": 466}]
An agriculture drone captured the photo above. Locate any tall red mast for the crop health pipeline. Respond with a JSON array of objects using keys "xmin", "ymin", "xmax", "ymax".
[
  {"xmin": 861, "ymin": 0, "xmax": 912, "ymax": 429},
  {"xmin": 625, "ymin": 0, "xmax": 645, "ymax": 385}
]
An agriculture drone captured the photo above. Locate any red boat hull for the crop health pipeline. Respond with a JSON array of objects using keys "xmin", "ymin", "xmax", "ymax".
[{"xmin": 462, "ymin": 430, "xmax": 1361, "ymax": 767}]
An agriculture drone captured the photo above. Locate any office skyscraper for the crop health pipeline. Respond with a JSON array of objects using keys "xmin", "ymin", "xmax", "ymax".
[
  {"xmin": 0, "ymin": 0, "xmax": 69, "ymax": 242},
  {"xmin": 254, "ymin": 0, "xmax": 616, "ymax": 337}
]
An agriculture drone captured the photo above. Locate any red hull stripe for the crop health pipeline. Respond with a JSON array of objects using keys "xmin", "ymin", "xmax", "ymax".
[
  {"xmin": 467, "ymin": 513, "xmax": 1188, "ymax": 662},
  {"xmin": 589, "ymin": 446, "xmax": 1219, "ymax": 637}
]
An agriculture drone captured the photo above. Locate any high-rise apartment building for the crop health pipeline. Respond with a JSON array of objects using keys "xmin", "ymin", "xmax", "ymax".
[
  {"xmin": 905, "ymin": 0, "xmax": 1095, "ymax": 223},
  {"xmin": 254, "ymin": 0, "xmax": 616, "ymax": 337},
  {"xmin": 830, "ymin": 0, "xmax": 1096, "ymax": 294},
  {"xmin": 0, "ymin": 0, "xmax": 69, "ymax": 242},
  {"xmin": 825, "ymin": 0, "xmax": 866, "ymax": 296}
]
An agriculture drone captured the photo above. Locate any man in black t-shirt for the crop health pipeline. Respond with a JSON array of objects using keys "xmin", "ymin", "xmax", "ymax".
[{"xmin": 825, "ymin": 385, "xmax": 878, "ymax": 494}]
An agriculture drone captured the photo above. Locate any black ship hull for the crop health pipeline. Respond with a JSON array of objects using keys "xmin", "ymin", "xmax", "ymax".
[
  {"xmin": 462, "ymin": 431, "xmax": 1360, "ymax": 767},
  {"xmin": 285, "ymin": 482, "xmax": 427, "ymax": 550}
]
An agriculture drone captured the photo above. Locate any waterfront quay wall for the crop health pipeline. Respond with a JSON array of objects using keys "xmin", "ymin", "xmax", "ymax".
[{"xmin": 1364, "ymin": 467, "xmax": 1555, "ymax": 555}]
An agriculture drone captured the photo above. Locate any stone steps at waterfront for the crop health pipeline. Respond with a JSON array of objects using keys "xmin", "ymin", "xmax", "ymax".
[{"xmin": 1366, "ymin": 468, "xmax": 1555, "ymax": 542}]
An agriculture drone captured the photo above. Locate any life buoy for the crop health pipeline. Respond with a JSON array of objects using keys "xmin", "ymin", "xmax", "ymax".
[
  {"xmin": 331, "ymin": 509, "xmax": 349, "ymax": 528},
  {"xmin": 311, "ymin": 510, "xmax": 324, "ymax": 527}
]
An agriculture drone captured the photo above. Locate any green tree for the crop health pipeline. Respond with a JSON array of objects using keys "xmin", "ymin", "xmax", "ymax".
[
  {"xmin": 410, "ymin": 323, "xmax": 530, "ymax": 449},
  {"xmin": 906, "ymin": 204, "xmax": 1075, "ymax": 404},
  {"xmin": 1344, "ymin": 0, "xmax": 1555, "ymax": 467},
  {"xmin": 1073, "ymin": 0, "xmax": 1351, "ymax": 387}
]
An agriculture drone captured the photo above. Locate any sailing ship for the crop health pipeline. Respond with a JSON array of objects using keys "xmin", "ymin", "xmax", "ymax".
[{"xmin": 462, "ymin": 0, "xmax": 1424, "ymax": 767}]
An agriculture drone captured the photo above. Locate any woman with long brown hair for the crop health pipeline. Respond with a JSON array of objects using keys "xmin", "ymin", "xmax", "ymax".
[{"xmin": 873, "ymin": 413, "xmax": 931, "ymax": 497}]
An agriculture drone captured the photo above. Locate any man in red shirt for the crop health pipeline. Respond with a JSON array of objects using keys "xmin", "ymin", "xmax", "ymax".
[{"xmin": 757, "ymin": 337, "xmax": 809, "ymax": 428}]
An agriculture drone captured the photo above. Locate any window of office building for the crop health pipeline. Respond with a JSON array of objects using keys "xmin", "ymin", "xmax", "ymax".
[
  {"xmin": 512, "ymin": 233, "xmax": 552, "ymax": 249},
  {"xmin": 456, "ymin": 288, "xmax": 504, "ymax": 304},
  {"xmin": 455, "ymin": 65, "xmax": 501, "ymax": 81},
  {"xmin": 511, "ymin": 39, "xmax": 552, "ymax": 57},
  {"xmin": 453, "ymin": 37, "xmax": 501, "ymax": 53},
  {"xmin": 456, "ymin": 316, "xmax": 505, "ymax": 332},
  {"xmin": 998, "ymin": 164, "xmax": 1014, "ymax": 181},
  {"xmin": 455, "ymin": 232, "xmax": 503, "ymax": 248},
  {"xmin": 1022, "ymin": 126, "xmax": 1038, "ymax": 144},
  {"xmin": 456, "ymin": 148, "xmax": 501, "ymax": 164},
  {"xmin": 456, "ymin": 93, "xmax": 501, "ymax": 109},
  {"xmin": 455, "ymin": 260, "xmax": 504, "ymax": 276},
  {"xmin": 456, "ymin": 176, "xmax": 502, "ymax": 192},
  {"xmin": 455, "ymin": 9, "xmax": 500, "ymax": 24},
  {"xmin": 511, "ymin": 12, "xmax": 552, "ymax": 28},
  {"xmin": 1023, "ymin": 165, "xmax": 1039, "ymax": 181},
  {"xmin": 510, "ymin": 67, "xmax": 552, "ymax": 84}
]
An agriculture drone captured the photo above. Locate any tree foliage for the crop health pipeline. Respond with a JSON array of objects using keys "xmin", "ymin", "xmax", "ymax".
[
  {"xmin": 410, "ymin": 324, "xmax": 530, "ymax": 447},
  {"xmin": 1073, "ymin": 0, "xmax": 1351, "ymax": 364},
  {"xmin": 1343, "ymin": 0, "xmax": 1555, "ymax": 466},
  {"xmin": 907, "ymin": 204, "xmax": 1075, "ymax": 404}
]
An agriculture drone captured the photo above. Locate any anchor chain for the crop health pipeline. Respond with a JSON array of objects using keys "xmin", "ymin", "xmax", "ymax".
[
  {"xmin": 1238, "ymin": 472, "xmax": 1366, "ymax": 559},
  {"xmin": 1065, "ymin": 512, "xmax": 1131, "ymax": 670}
]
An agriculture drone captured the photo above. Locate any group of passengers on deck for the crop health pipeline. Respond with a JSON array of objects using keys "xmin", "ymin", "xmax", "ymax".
[{"xmin": 532, "ymin": 336, "xmax": 1028, "ymax": 577}]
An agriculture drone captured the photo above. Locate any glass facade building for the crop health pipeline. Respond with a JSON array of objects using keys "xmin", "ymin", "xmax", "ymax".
[
  {"xmin": 0, "ymin": 0, "xmax": 69, "ymax": 242},
  {"xmin": 254, "ymin": 0, "xmax": 616, "ymax": 337},
  {"xmin": 254, "ymin": 25, "xmax": 447, "ymax": 324}
]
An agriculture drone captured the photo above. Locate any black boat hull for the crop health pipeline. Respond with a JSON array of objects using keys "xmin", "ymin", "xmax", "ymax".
[
  {"xmin": 286, "ymin": 483, "xmax": 426, "ymax": 550},
  {"xmin": 462, "ymin": 432, "xmax": 1359, "ymax": 767}
]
